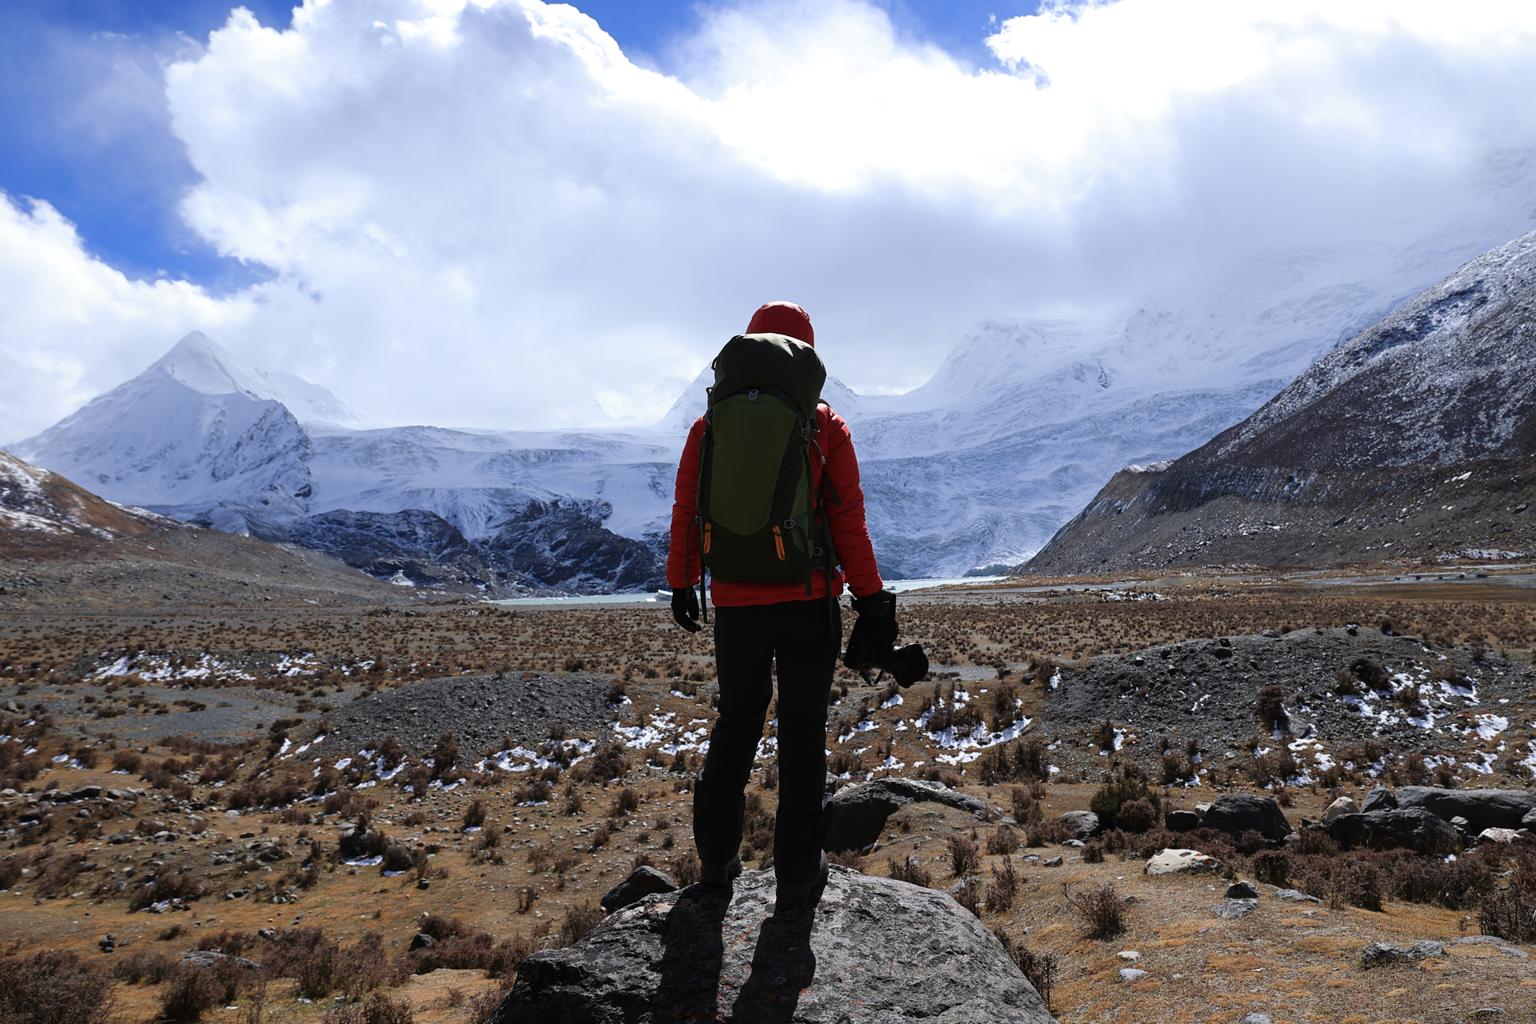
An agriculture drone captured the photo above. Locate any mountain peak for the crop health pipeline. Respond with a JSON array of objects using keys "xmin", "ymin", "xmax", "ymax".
[{"xmin": 153, "ymin": 331, "xmax": 252, "ymax": 397}]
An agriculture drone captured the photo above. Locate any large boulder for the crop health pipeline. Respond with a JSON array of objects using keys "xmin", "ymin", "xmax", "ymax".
[
  {"xmin": 1321, "ymin": 796, "xmax": 1358, "ymax": 824},
  {"xmin": 601, "ymin": 866, "xmax": 677, "ymax": 913},
  {"xmin": 1201, "ymin": 795, "xmax": 1293, "ymax": 843},
  {"xmin": 1325, "ymin": 808, "xmax": 1461, "ymax": 855},
  {"xmin": 1360, "ymin": 786, "xmax": 1397, "ymax": 813},
  {"xmin": 1396, "ymin": 787, "xmax": 1536, "ymax": 833},
  {"xmin": 1145, "ymin": 848, "xmax": 1224, "ymax": 877},
  {"xmin": 1055, "ymin": 810, "xmax": 1100, "ymax": 840},
  {"xmin": 487, "ymin": 867, "xmax": 1058, "ymax": 1024},
  {"xmin": 822, "ymin": 778, "xmax": 994, "ymax": 852}
]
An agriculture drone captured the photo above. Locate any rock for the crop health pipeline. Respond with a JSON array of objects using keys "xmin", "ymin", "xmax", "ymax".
[
  {"xmin": 1043, "ymin": 856, "xmax": 1063, "ymax": 868},
  {"xmin": 1322, "ymin": 796, "xmax": 1359, "ymax": 824},
  {"xmin": 1469, "ymin": 1010, "xmax": 1505, "ymax": 1022},
  {"xmin": 98, "ymin": 935, "xmax": 116, "ymax": 953},
  {"xmin": 409, "ymin": 933, "xmax": 436, "ymax": 951},
  {"xmin": 1360, "ymin": 786, "xmax": 1397, "ymax": 812},
  {"xmin": 1055, "ymin": 810, "xmax": 1100, "ymax": 840},
  {"xmin": 1201, "ymin": 795, "xmax": 1292, "ymax": 843},
  {"xmin": 1273, "ymin": 889, "xmax": 1322, "ymax": 904},
  {"xmin": 1225, "ymin": 881, "xmax": 1259, "ymax": 899},
  {"xmin": 1116, "ymin": 950, "xmax": 1140, "ymax": 961},
  {"xmin": 1451, "ymin": 816, "xmax": 1472, "ymax": 833},
  {"xmin": 1212, "ymin": 899, "xmax": 1257, "ymax": 920},
  {"xmin": 1477, "ymin": 828, "xmax": 1525, "ymax": 846},
  {"xmin": 601, "ymin": 866, "xmax": 679, "ymax": 913},
  {"xmin": 822, "ymin": 778, "xmax": 995, "ymax": 852},
  {"xmin": 1524, "ymin": 808, "xmax": 1536, "ymax": 829},
  {"xmin": 1118, "ymin": 967, "xmax": 1148, "ymax": 983},
  {"xmin": 1395, "ymin": 787, "xmax": 1536, "ymax": 833},
  {"xmin": 1165, "ymin": 809, "xmax": 1201, "ymax": 832},
  {"xmin": 488, "ymin": 866, "xmax": 1058, "ymax": 1024},
  {"xmin": 180, "ymin": 950, "xmax": 262, "ymax": 971},
  {"xmin": 1326, "ymin": 808, "xmax": 1461, "ymax": 855},
  {"xmin": 1360, "ymin": 940, "xmax": 1446, "ymax": 969},
  {"xmin": 1145, "ymin": 848, "xmax": 1223, "ymax": 877},
  {"xmin": 1242, "ymin": 1015, "xmax": 1274, "ymax": 1024}
]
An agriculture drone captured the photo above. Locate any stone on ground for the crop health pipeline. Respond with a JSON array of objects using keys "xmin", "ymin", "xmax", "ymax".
[
  {"xmin": 822, "ymin": 777, "xmax": 997, "ymax": 852},
  {"xmin": 1200, "ymin": 795, "xmax": 1293, "ymax": 843},
  {"xmin": 1394, "ymin": 787, "xmax": 1536, "ymax": 833},
  {"xmin": 487, "ymin": 866, "xmax": 1058, "ymax": 1024},
  {"xmin": 1360, "ymin": 940, "xmax": 1447, "ymax": 969},
  {"xmin": 601, "ymin": 866, "xmax": 678, "ymax": 912},
  {"xmin": 1145, "ymin": 848, "xmax": 1223, "ymax": 876},
  {"xmin": 1325, "ymin": 808, "xmax": 1461, "ymax": 855}
]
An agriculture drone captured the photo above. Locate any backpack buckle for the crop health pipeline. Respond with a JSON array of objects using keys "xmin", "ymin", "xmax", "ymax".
[
  {"xmin": 783, "ymin": 518, "xmax": 796, "ymax": 530},
  {"xmin": 748, "ymin": 388, "xmax": 760, "ymax": 401}
]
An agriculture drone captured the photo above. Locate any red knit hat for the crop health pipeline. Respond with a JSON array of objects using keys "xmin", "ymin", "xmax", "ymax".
[{"xmin": 746, "ymin": 301, "xmax": 814, "ymax": 347}]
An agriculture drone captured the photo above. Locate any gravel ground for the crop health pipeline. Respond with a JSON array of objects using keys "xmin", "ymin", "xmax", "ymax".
[
  {"xmin": 1045, "ymin": 627, "xmax": 1536, "ymax": 776},
  {"xmin": 310, "ymin": 670, "xmax": 625, "ymax": 759}
]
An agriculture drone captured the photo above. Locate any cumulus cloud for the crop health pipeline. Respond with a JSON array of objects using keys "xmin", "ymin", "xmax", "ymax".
[{"xmin": 5, "ymin": 0, "xmax": 1536, "ymax": 441}]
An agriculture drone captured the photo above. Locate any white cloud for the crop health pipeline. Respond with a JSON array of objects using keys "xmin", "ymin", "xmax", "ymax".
[{"xmin": 5, "ymin": 0, "xmax": 1536, "ymax": 441}]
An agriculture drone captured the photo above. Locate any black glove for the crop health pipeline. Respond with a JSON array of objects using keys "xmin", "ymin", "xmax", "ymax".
[
  {"xmin": 843, "ymin": 590, "xmax": 897, "ymax": 674},
  {"xmin": 671, "ymin": 586, "xmax": 701, "ymax": 633}
]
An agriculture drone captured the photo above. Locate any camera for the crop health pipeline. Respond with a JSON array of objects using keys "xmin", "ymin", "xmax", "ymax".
[{"xmin": 878, "ymin": 642, "xmax": 929, "ymax": 688}]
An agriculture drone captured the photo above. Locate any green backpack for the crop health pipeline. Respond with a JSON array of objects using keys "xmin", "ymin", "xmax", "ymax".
[{"xmin": 695, "ymin": 333, "xmax": 837, "ymax": 601}]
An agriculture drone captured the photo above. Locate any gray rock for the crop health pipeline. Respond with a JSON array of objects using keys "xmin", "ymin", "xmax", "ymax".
[
  {"xmin": 1212, "ymin": 899, "xmax": 1257, "ymax": 920},
  {"xmin": 1165, "ymin": 809, "xmax": 1201, "ymax": 832},
  {"xmin": 488, "ymin": 866, "xmax": 1059, "ymax": 1024},
  {"xmin": 1477, "ymin": 828, "xmax": 1525, "ymax": 846},
  {"xmin": 1396, "ymin": 787, "xmax": 1536, "ymax": 833},
  {"xmin": 1360, "ymin": 940, "xmax": 1446, "ymax": 969},
  {"xmin": 1201, "ymin": 795, "xmax": 1292, "ymax": 843},
  {"xmin": 1524, "ymin": 807, "xmax": 1536, "ymax": 830},
  {"xmin": 1118, "ymin": 967, "xmax": 1148, "ymax": 983},
  {"xmin": 1469, "ymin": 1010, "xmax": 1505, "ymax": 1022},
  {"xmin": 1360, "ymin": 786, "xmax": 1397, "ymax": 812},
  {"xmin": 1241, "ymin": 1015, "xmax": 1274, "ymax": 1024},
  {"xmin": 1145, "ymin": 848, "xmax": 1223, "ymax": 876},
  {"xmin": 1326, "ymin": 808, "xmax": 1461, "ymax": 855},
  {"xmin": 601, "ymin": 866, "xmax": 678, "ymax": 913},
  {"xmin": 1225, "ymin": 881, "xmax": 1259, "ymax": 899},
  {"xmin": 1273, "ymin": 889, "xmax": 1322, "ymax": 904},
  {"xmin": 1055, "ymin": 810, "xmax": 1100, "ymax": 840},
  {"xmin": 1321, "ymin": 796, "xmax": 1358, "ymax": 824},
  {"xmin": 822, "ymin": 778, "xmax": 994, "ymax": 852},
  {"xmin": 180, "ymin": 950, "xmax": 262, "ymax": 971},
  {"xmin": 409, "ymin": 933, "xmax": 436, "ymax": 951}
]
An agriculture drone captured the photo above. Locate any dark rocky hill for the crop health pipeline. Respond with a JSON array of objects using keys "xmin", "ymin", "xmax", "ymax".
[{"xmin": 1025, "ymin": 230, "xmax": 1536, "ymax": 574}]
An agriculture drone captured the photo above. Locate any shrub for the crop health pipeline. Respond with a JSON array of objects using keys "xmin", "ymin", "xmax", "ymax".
[
  {"xmin": 986, "ymin": 826, "xmax": 1020, "ymax": 855},
  {"xmin": 322, "ymin": 993, "xmax": 414, "ymax": 1024},
  {"xmin": 1255, "ymin": 685, "xmax": 1287, "ymax": 731},
  {"xmin": 1089, "ymin": 768, "xmax": 1161, "ymax": 830},
  {"xmin": 1115, "ymin": 799, "xmax": 1156, "ymax": 834},
  {"xmin": 947, "ymin": 834, "xmax": 980, "ymax": 878},
  {"xmin": 1250, "ymin": 850, "xmax": 1291, "ymax": 888},
  {"xmin": 1064, "ymin": 883, "xmax": 1127, "ymax": 939},
  {"xmin": 556, "ymin": 905, "xmax": 605, "ymax": 947},
  {"xmin": 111, "ymin": 950, "xmax": 178, "ymax": 985},
  {"xmin": 887, "ymin": 855, "xmax": 932, "ymax": 888},
  {"xmin": 158, "ymin": 967, "xmax": 223, "ymax": 1024},
  {"xmin": 1480, "ymin": 851, "xmax": 1536, "ymax": 943},
  {"xmin": 462, "ymin": 800, "xmax": 486, "ymax": 830},
  {"xmin": 992, "ymin": 930, "xmax": 1058, "ymax": 1013},
  {"xmin": 0, "ymin": 949, "xmax": 115, "ymax": 1024},
  {"xmin": 128, "ymin": 865, "xmax": 205, "ymax": 911}
]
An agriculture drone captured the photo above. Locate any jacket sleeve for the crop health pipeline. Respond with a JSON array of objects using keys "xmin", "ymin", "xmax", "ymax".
[
  {"xmin": 665, "ymin": 416, "xmax": 707, "ymax": 589},
  {"xmin": 820, "ymin": 407, "xmax": 884, "ymax": 597}
]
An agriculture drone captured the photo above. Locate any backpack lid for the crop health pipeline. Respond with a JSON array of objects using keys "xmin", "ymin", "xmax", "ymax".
[{"xmin": 711, "ymin": 333, "xmax": 826, "ymax": 418}]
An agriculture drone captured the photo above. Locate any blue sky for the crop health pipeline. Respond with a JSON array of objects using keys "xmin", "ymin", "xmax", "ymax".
[{"xmin": 0, "ymin": 0, "xmax": 1033, "ymax": 292}]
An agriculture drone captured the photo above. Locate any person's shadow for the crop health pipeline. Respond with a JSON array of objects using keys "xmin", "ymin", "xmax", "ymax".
[
  {"xmin": 730, "ymin": 909, "xmax": 816, "ymax": 1023},
  {"xmin": 649, "ymin": 888, "xmax": 819, "ymax": 1024},
  {"xmin": 650, "ymin": 886, "xmax": 732, "ymax": 1023}
]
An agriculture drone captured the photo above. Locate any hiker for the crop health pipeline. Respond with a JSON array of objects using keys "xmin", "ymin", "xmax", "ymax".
[{"xmin": 666, "ymin": 300, "xmax": 895, "ymax": 911}]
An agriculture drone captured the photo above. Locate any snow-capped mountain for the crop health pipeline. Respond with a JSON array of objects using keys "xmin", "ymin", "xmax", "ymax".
[
  {"xmin": 1025, "ymin": 229, "xmax": 1536, "ymax": 574},
  {"xmin": 13, "ymin": 199, "xmax": 1536, "ymax": 590}
]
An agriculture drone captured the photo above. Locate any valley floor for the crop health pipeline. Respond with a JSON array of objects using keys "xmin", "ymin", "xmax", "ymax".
[{"xmin": 3, "ymin": 566, "xmax": 1536, "ymax": 1024}]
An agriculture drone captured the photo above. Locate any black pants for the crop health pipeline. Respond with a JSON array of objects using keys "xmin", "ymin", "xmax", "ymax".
[{"xmin": 693, "ymin": 598, "xmax": 839, "ymax": 887}]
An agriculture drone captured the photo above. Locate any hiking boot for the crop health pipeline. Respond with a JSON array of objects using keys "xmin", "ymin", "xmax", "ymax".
[
  {"xmin": 773, "ymin": 851, "xmax": 829, "ymax": 914},
  {"xmin": 698, "ymin": 857, "xmax": 742, "ymax": 892}
]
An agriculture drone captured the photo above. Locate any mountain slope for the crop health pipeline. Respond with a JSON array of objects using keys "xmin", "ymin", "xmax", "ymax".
[
  {"xmin": 0, "ymin": 450, "xmax": 399, "ymax": 611},
  {"xmin": 1024, "ymin": 230, "xmax": 1536, "ymax": 574}
]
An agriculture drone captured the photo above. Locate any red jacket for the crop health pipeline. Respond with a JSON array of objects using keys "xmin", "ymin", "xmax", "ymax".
[{"xmin": 666, "ymin": 404, "xmax": 883, "ymax": 606}]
